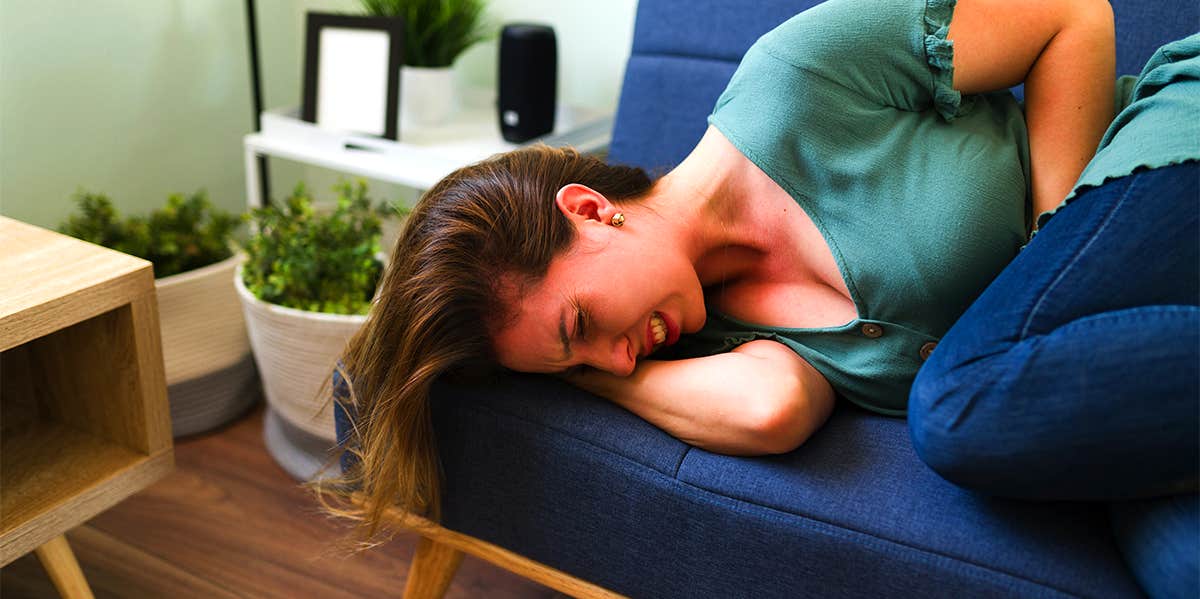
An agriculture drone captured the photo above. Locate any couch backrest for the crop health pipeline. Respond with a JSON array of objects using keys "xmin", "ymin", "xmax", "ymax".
[{"xmin": 608, "ymin": 0, "xmax": 1199, "ymax": 172}]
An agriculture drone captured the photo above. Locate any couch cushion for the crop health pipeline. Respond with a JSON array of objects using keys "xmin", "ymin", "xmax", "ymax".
[
  {"xmin": 429, "ymin": 373, "xmax": 1142, "ymax": 598},
  {"xmin": 674, "ymin": 408, "xmax": 1135, "ymax": 592},
  {"xmin": 1112, "ymin": 2, "xmax": 1200, "ymax": 79},
  {"xmin": 629, "ymin": 0, "xmax": 821, "ymax": 62},
  {"xmin": 607, "ymin": 55, "xmax": 737, "ymax": 174}
]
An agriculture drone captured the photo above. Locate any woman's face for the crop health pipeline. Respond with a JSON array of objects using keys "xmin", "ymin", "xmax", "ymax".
[{"xmin": 491, "ymin": 186, "xmax": 705, "ymax": 376}]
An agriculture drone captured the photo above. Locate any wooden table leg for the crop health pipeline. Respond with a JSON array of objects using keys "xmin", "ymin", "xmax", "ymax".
[
  {"xmin": 403, "ymin": 535, "xmax": 464, "ymax": 599},
  {"xmin": 33, "ymin": 534, "xmax": 96, "ymax": 599}
]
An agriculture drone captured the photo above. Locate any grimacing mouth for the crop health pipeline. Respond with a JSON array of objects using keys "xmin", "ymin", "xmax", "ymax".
[{"xmin": 651, "ymin": 312, "xmax": 667, "ymax": 346}]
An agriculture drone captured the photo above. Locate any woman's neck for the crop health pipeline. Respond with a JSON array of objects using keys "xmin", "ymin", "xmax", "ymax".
[{"xmin": 647, "ymin": 126, "xmax": 783, "ymax": 287}]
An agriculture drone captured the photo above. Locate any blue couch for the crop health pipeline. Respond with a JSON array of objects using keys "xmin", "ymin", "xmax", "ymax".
[{"xmin": 337, "ymin": 1, "xmax": 1198, "ymax": 596}]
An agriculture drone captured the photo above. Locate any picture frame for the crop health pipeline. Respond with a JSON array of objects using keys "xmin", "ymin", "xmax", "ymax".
[{"xmin": 301, "ymin": 13, "xmax": 405, "ymax": 140}]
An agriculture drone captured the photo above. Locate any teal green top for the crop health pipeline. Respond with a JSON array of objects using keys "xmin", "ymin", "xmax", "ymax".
[
  {"xmin": 675, "ymin": 0, "xmax": 1200, "ymax": 416},
  {"xmin": 673, "ymin": 0, "xmax": 1032, "ymax": 415}
]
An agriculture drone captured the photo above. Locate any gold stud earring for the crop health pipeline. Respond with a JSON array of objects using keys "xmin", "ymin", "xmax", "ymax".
[{"xmin": 610, "ymin": 212, "xmax": 625, "ymax": 227}]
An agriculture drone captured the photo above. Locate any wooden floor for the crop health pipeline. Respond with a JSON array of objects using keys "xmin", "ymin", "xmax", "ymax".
[{"xmin": 1, "ymin": 402, "xmax": 564, "ymax": 599}]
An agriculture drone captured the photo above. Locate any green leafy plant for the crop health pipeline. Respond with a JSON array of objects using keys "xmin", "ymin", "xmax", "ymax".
[
  {"xmin": 59, "ymin": 190, "xmax": 239, "ymax": 278},
  {"xmin": 240, "ymin": 180, "xmax": 393, "ymax": 315},
  {"xmin": 359, "ymin": 0, "xmax": 490, "ymax": 67}
]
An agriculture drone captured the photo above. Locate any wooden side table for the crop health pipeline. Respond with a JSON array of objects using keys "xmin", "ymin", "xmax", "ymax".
[{"xmin": 0, "ymin": 217, "xmax": 174, "ymax": 598}]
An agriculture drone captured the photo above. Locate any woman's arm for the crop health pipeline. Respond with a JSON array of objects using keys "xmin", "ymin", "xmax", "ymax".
[
  {"xmin": 563, "ymin": 340, "xmax": 836, "ymax": 456},
  {"xmin": 948, "ymin": 0, "xmax": 1116, "ymax": 226}
]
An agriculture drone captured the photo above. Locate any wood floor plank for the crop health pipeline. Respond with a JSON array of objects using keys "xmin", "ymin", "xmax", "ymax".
[
  {"xmin": 2, "ymin": 402, "xmax": 563, "ymax": 598},
  {"xmin": 12, "ymin": 524, "xmax": 245, "ymax": 599}
]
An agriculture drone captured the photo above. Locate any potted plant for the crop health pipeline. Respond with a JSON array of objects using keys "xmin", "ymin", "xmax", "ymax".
[
  {"xmin": 235, "ymin": 179, "xmax": 396, "ymax": 479},
  {"xmin": 359, "ymin": 0, "xmax": 490, "ymax": 128},
  {"xmin": 59, "ymin": 190, "xmax": 256, "ymax": 438}
]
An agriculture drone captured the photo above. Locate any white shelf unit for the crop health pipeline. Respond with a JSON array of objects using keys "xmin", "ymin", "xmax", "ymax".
[{"xmin": 243, "ymin": 90, "xmax": 614, "ymax": 207}]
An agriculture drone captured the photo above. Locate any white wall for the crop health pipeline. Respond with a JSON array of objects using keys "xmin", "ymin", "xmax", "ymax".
[{"xmin": 0, "ymin": 0, "xmax": 637, "ymax": 229}]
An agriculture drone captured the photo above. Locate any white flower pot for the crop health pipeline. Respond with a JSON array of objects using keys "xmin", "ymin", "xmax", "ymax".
[
  {"xmin": 263, "ymin": 405, "xmax": 343, "ymax": 482},
  {"xmin": 234, "ymin": 266, "xmax": 367, "ymax": 443},
  {"xmin": 400, "ymin": 66, "xmax": 456, "ymax": 132},
  {"xmin": 155, "ymin": 253, "xmax": 258, "ymax": 437}
]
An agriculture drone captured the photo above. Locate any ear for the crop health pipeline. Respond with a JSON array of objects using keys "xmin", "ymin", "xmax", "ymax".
[{"xmin": 555, "ymin": 184, "xmax": 620, "ymax": 225}]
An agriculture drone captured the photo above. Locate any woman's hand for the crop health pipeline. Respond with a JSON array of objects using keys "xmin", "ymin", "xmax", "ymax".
[
  {"xmin": 947, "ymin": 0, "xmax": 1116, "ymax": 228},
  {"xmin": 557, "ymin": 340, "xmax": 836, "ymax": 456}
]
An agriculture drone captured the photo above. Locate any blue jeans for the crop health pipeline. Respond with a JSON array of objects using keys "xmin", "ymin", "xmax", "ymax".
[{"xmin": 908, "ymin": 161, "xmax": 1199, "ymax": 598}]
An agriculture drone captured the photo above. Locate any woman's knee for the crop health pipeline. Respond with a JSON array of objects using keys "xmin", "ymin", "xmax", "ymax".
[
  {"xmin": 909, "ymin": 306, "xmax": 1200, "ymax": 498},
  {"xmin": 907, "ymin": 329, "xmax": 1071, "ymax": 496},
  {"xmin": 907, "ymin": 346, "xmax": 1016, "ymax": 491}
]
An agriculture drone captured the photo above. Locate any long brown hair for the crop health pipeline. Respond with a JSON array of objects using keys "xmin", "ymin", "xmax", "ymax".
[{"xmin": 310, "ymin": 145, "xmax": 653, "ymax": 548}]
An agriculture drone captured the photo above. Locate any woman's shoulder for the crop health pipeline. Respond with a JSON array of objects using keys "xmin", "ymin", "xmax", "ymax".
[
  {"xmin": 716, "ymin": 0, "xmax": 963, "ymax": 120},
  {"xmin": 749, "ymin": 0, "xmax": 927, "ymax": 66}
]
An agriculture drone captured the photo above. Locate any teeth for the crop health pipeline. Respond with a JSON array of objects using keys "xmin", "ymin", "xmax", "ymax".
[{"xmin": 651, "ymin": 313, "xmax": 666, "ymax": 345}]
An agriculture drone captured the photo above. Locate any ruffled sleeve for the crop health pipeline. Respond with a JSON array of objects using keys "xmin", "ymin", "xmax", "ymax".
[{"xmin": 923, "ymin": 0, "xmax": 974, "ymax": 121}]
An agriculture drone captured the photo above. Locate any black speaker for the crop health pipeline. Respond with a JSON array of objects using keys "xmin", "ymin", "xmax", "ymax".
[{"xmin": 498, "ymin": 24, "xmax": 557, "ymax": 143}]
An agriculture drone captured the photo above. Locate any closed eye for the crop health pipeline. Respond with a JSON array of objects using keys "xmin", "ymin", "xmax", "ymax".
[
  {"xmin": 569, "ymin": 295, "xmax": 590, "ymax": 344},
  {"xmin": 575, "ymin": 306, "xmax": 588, "ymax": 341}
]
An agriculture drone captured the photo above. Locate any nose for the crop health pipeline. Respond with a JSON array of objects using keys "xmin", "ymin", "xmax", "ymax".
[{"xmin": 585, "ymin": 335, "xmax": 636, "ymax": 377}]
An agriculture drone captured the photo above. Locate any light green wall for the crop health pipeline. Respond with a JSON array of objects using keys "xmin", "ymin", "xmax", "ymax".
[{"xmin": 0, "ymin": 0, "xmax": 636, "ymax": 230}]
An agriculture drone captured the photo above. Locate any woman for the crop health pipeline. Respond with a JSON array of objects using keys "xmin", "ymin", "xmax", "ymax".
[{"xmin": 322, "ymin": 0, "xmax": 1198, "ymax": 579}]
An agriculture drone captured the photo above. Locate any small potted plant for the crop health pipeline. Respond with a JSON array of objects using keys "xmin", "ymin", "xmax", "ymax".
[
  {"xmin": 235, "ymin": 180, "xmax": 395, "ymax": 466},
  {"xmin": 359, "ymin": 0, "xmax": 490, "ymax": 127},
  {"xmin": 59, "ymin": 190, "xmax": 256, "ymax": 437}
]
